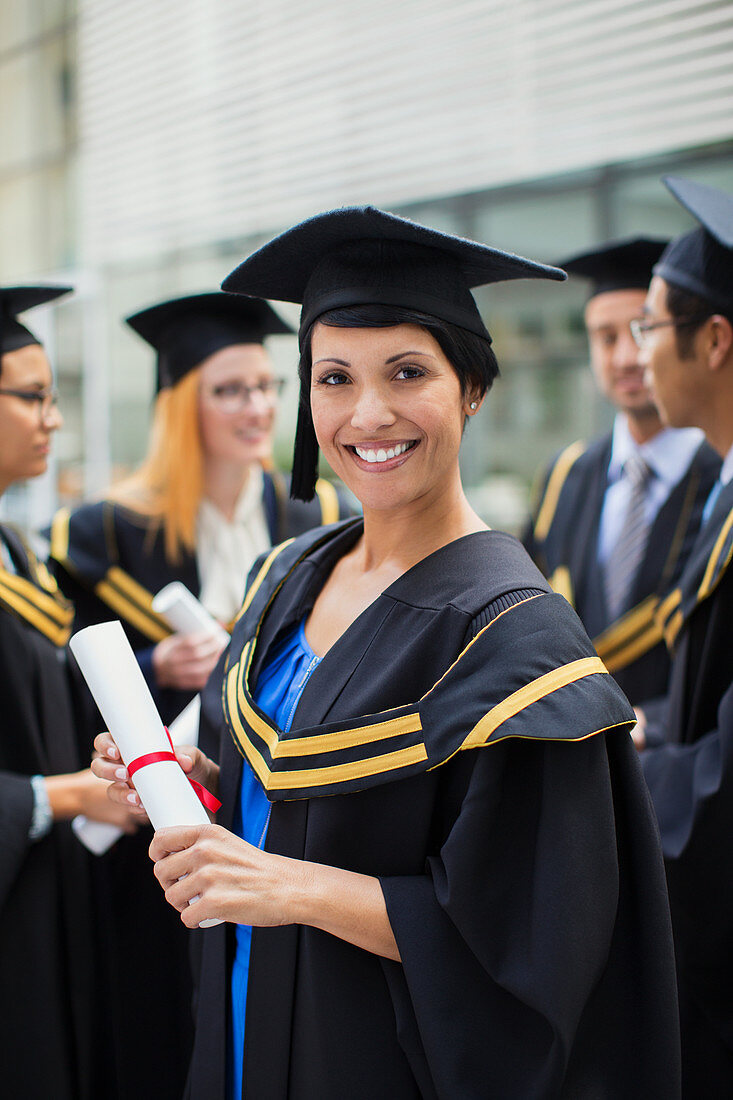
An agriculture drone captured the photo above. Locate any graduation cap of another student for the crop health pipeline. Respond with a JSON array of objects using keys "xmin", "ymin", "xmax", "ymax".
[
  {"xmin": 0, "ymin": 285, "xmax": 73, "ymax": 356},
  {"xmin": 125, "ymin": 291, "xmax": 294, "ymax": 392},
  {"xmin": 221, "ymin": 206, "xmax": 567, "ymax": 499},
  {"xmin": 557, "ymin": 238, "xmax": 669, "ymax": 298},
  {"xmin": 654, "ymin": 176, "xmax": 733, "ymax": 315}
]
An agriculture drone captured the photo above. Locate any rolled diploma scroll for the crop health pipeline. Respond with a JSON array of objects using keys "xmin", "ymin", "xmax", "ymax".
[
  {"xmin": 69, "ymin": 620, "xmax": 221, "ymax": 927},
  {"xmin": 72, "ymin": 694, "xmax": 202, "ymax": 855},
  {"xmin": 72, "ymin": 582, "xmax": 220, "ymax": 857},
  {"xmin": 151, "ymin": 582, "xmax": 229, "ymax": 644}
]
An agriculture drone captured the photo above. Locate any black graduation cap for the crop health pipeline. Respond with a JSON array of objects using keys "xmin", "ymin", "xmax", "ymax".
[
  {"xmin": 557, "ymin": 238, "xmax": 668, "ymax": 298},
  {"xmin": 222, "ymin": 206, "xmax": 566, "ymax": 345},
  {"xmin": 0, "ymin": 285, "xmax": 73, "ymax": 356},
  {"xmin": 125, "ymin": 291, "xmax": 294, "ymax": 391},
  {"xmin": 221, "ymin": 206, "xmax": 566, "ymax": 500},
  {"xmin": 654, "ymin": 176, "xmax": 733, "ymax": 314}
]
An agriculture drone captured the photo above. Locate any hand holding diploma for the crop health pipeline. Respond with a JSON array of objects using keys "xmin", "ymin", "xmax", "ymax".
[
  {"xmin": 148, "ymin": 824, "xmax": 402, "ymax": 960},
  {"xmin": 92, "ymin": 731, "xmax": 218, "ymax": 822},
  {"xmin": 73, "ymin": 620, "xmax": 222, "ymax": 925},
  {"xmin": 149, "ymin": 823, "xmax": 305, "ymax": 931},
  {"xmin": 151, "ymin": 583, "xmax": 229, "ymax": 691}
]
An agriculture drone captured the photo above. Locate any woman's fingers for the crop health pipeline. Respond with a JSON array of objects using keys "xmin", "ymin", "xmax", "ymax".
[
  {"xmin": 149, "ymin": 823, "xmax": 209, "ymax": 862},
  {"xmin": 91, "ymin": 732, "xmax": 133, "ymax": 786},
  {"xmin": 90, "ymin": 754, "xmax": 128, "ymax": 783},
  {"xmin": 152, "ymin": 632, "xmax": 227, "ymax": 690},
  {"xmin": 89, "ymin": 731, "xmax": 149, "ymax": 814},
  {"xmin": 148, "ymin": 823, "xmax": 291, "ymax": 929},
  {"xmin": 93, "ymin": 730, "xmax": 120, "ymax": 761}
]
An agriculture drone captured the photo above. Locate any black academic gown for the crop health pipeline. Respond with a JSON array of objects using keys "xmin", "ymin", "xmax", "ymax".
[
  {"xmin": 524, "ymin": 434, "xmax": 719, "ymax": 707},
  {"xmin": 0, "ymin": 524, "xmax": 99, "ymax": 1100},
  {"xmin": 642, "ymin": 479, "xmax": 733, "ymax": 1095},
  {"xmin": 45, "ymin": 471, "xmax": 349, "ymax": 1100},
  {"xmin": 188, "ymin": 520, "xmax": 680, "ymax": 1100}
]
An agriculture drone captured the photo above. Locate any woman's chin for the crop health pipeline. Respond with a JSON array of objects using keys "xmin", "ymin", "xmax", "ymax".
[{"xmin": 17, "ymin": 456, "xmax": 49, "ymax": 482}]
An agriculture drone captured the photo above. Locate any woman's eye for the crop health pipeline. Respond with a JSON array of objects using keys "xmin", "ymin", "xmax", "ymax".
[
  {"xmin": 318, "ymin": 371, "xmax": 349, "ymax": 386},
  {"xmin": 213, "ymin": 384, "xmax": 241, "ymax": 398},
  {"xmin": 395, "ymin": 365, "xmax": 425, "ymax": 380}
]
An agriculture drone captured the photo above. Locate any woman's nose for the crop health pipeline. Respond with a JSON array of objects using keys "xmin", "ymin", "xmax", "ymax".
[
  {"xmin": 350, "ymin": 385, "xmax": 396, "ymax": 431},
  {"xmin": 43, "ymin": 404, "xmax": 63, "ymax": 431}
]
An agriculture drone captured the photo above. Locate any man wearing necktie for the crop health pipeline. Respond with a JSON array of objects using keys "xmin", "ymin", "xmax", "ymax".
[
  {"xmin": 633, "ymin": 176, "xmax": 733, "ymax": 1097},
  {"xmin": 524, "ymin": 238, "xmax": 719, "ymax": 708}
]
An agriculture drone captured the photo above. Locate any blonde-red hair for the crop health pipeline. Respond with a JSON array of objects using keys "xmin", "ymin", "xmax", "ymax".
[{"xmin": 110, "ymin": 368, "xmax": 204, "ymax": 563}]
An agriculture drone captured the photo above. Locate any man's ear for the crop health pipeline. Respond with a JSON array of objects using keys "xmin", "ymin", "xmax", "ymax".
[{"xmin": 708, "ymin": 315, "xmax": 733, "ymax": 373}]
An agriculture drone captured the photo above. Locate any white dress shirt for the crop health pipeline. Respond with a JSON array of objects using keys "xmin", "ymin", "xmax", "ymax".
[
  {"xmin": 196, "ymin": 468, "xmax": 271, "ymax": 623},
  {"xmin": 701, "ymin": 442, "xmax": 733, "ymax": 524},
  {"xmin": 0, "ymin": 532, "xmax": 17, "ymax": 574},
  {"xmin": 597, "ymin": 416, "xmax": 703, "ymax": 564},
  {"xmin": 719, "ymin": 443, "xmax": 733, "ymax": 487}
]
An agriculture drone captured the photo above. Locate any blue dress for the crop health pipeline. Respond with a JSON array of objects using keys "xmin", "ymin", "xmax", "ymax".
[{"xmin": 228, "ymin": 619, "xmax": 321, "ymax": 1100}]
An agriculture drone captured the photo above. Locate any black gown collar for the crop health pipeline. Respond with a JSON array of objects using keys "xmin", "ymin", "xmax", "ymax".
[
  {"xmin": 0, "ymin": 524, "xmax": 73, "ymax": 646},
  {"xmin": 659, "ymin": 478, "xmax": 733, "ymax": 648},
  {"xmin": 222, "ymin": 522, "xmax": 634, "ymax": 800}
]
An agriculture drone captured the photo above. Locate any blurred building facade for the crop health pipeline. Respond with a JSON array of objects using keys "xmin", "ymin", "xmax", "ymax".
[{"xmin": 1, "ymin": 0, "xmax": 732, "ymax": 529}]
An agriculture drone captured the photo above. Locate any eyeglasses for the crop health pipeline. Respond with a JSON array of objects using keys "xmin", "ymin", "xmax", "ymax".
[
  {"xmin": 629, "ymin": 316, "xmax": 710, "ymax": 349},
  {"xmin": 0, "ymin": 387, "xmax": 60, "ymax": 422},
  {"xmin": 202, "ymin": 377, "xmax": 285, "ymax": 414}
]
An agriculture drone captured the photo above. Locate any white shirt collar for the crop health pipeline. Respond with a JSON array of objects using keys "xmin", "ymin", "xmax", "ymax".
[
  {"xmin": 719, "ymin": 443, "xmax": 733, "ymax": 487},
  {"xmin": 196, "ymin": 467, "xmax": 270, "ymax": 623},
  {"xmin": 608, "ymin": 414, "xmax": 703, "ymax": 490},
  {"xmin": 198, "ymin": 466, "xmax": 266, "ymax": 529}
]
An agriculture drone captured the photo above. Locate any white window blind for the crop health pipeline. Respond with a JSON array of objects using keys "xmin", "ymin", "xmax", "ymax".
[{"xmin": 78, "ymin": 0, "xmax": 733, "ymax": 263}]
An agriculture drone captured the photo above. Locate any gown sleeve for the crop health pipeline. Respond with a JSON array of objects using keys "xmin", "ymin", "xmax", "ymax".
[
  {"xmin": 0, "ymin": 772, "xmax": 33, "ymax": 908},
  {"xmin": 641, "ymin": 680, "xmax": 733, "ymax": 1015},
  {"xmin": 379, "ymin": 729, "xmax": 680, "ymax": 1099},
  {"xmin": 0, "ymin": 623, "xmax": 39, "ymax": 905}
]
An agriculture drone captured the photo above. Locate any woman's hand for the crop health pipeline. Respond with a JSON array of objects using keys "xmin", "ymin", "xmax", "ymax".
[
  {"xmin": 149, "ymin": 824, "xmax": 401, "ymax": 960},
  {"xmin": 631, "ymin": 706, "xmax": 647, "ymax": 751},
  {"xmin": 42, "ymin": 767, "xmax": 139, "ymax": 831},
  {"xmin": 150, "ymin": 824, "xmax": 296, "ymax": 929},
  {"xmin": 152, "ymin": 632, "xmax": 226, "ymax": 691},
  {"xmin": 74, "ymin": 769, "xmax": 140, "ymax": 832},
  {"xmin": 91, "ymin": 731, "xmax": 220, "ymax": 821}
]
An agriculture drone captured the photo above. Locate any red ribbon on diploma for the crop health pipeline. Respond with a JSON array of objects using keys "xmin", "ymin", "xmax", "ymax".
[{"xmin": 126, "ymin": 727, "xmax": 221, "ymax": 814}]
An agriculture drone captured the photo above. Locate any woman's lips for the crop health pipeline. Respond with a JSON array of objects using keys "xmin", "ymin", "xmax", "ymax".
[{"xmin": 346, "ymin": 440, "xmax": 419, "ymax": 469}]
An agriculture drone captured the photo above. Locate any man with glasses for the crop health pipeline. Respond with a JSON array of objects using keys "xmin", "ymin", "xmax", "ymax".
[
  {"xmin": 633, "ymin": 177, "xmax": 733, "ymax": 1096},
  {"xmin": 524, "ymin": 239, "xmax": 718, "ymax": 712}
]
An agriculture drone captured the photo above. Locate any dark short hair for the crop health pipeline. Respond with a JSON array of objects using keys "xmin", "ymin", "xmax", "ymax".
[
  {"xmin": 665, "ymin": 283, "xmax": 730, "ymax": 358},
  {"xmin": 298, "ymin": 304, "xmax": 499, "ymax": 396}
]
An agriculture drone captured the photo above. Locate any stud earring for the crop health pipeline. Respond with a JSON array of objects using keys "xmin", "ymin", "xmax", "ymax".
[{"xmin": 469, "ymin": 402, "xmax": 477, "ymax": 410}]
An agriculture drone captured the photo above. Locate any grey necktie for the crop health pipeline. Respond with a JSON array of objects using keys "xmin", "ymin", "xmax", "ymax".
[{"xmin": 604, "ymin": 452, "xmax": 654, "ymax": 621}]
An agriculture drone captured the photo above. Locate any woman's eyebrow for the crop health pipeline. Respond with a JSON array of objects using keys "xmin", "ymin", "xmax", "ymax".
[
  {"xmin": 385, "ymin": 351, "xmax": 435, "ymax": 363},
  {"xmin": 313, "ymin": 350, "xmax": 437, "ymax": 366},
  {"xmin": 12, "ymin": 377, "xmax": 48, "ymax": 390}
]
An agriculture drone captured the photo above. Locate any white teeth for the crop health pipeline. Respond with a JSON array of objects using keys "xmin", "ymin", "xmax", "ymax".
[{"xmin": 354, "ymin": 441, "xmax": 412, "ymax": 463}]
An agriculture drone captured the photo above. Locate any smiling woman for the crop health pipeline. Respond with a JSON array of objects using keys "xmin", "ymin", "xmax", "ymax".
[{"xmin": 94, "ymin": 209, "xmax": 682, "ymax": 1099}]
